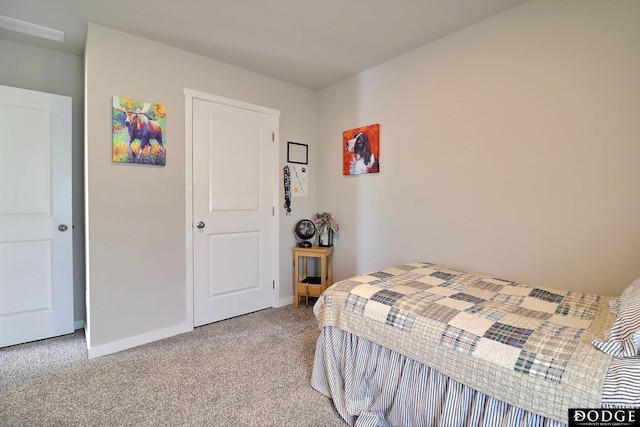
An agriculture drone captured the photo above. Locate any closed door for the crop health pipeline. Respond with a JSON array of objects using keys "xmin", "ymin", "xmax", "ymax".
[
  {"xmin": 0, "ymin": 85, "xmax": 73, "ymax": 347},
  {"xmin": 192, "ymin": 98, "xmax": 276, "ymax": 326}
]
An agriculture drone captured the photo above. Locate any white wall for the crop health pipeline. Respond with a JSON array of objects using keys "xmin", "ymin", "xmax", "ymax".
[
  {"xmin": 317, "ymin": 0, "xmax": 640, "ymax": 295},
  {"xmin": 8, "ymin": 0, "xmax": 639, "ymax": 355},
  {"xmin": 0, "ymin": 38, "xmax": 86, "ymax": 328},
  {"xmin": 85, "ymin": 24, "xmax": 316, "ymax": 354}
]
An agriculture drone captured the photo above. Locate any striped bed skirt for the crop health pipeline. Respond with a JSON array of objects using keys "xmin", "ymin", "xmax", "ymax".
[{"xmin": 311, "ymin": 326, "xmax": 567, "ymax": 427}]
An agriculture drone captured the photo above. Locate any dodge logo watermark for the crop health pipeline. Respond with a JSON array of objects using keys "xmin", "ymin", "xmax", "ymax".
[{"xmin": 569, "ymin": 409, "xmax": 639, "ymax": 427}]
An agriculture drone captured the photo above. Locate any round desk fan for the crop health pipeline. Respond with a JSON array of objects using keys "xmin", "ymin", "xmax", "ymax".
[{"xmin": 294, "ymin": 219, "xmax": 316, "ymax": 248}]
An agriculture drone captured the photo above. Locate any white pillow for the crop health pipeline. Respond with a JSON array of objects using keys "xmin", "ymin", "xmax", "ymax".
[{"xmin": 592, "ymin": 277, "xmax": 640, "ymax": 358}]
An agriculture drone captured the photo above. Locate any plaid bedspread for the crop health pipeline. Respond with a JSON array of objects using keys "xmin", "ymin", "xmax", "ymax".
[{"xmin": 313, "ymin": 262, "xmax": 616, "ymax": 423}]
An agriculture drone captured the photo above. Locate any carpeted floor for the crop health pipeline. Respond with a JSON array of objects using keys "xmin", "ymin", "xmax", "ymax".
[{"xmin": 0, "ymin": 305, "xmax": 346, "ymax": 426}]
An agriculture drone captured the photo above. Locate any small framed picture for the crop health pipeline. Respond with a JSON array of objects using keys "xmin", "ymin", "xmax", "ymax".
[{"xmin": 287, "ymin": 141, "xmax": 308, "ymax": 164}]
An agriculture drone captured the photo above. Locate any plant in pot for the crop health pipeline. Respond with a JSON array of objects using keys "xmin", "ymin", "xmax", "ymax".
[{"xmin": 312, "ymin": 212, "xmax": 339, "ymax": 247}]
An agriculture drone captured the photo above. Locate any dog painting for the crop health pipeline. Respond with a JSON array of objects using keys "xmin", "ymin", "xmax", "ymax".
[{"xmin": 343, "ymin": 124, "xmax": 379, "ymax": 175}]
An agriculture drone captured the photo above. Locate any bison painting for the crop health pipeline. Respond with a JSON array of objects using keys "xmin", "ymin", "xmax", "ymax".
[{"xmin": 113, "ymin": 97, "xmax": 166, "ymax": 165}]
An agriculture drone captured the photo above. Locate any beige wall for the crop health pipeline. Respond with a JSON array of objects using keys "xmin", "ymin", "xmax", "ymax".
[
  {"xmin": 0, "ymin": 39, "xmax": 86, "ymax": 327},
  {"xmin": 317, "ymin": 0, "xmax": 640, "ymax": 295},
  {"xmin": 85, "ymin": 24, "xmax": 317, "ymax": 353}
]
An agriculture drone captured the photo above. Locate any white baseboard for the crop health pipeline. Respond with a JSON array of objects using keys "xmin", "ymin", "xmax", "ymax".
[
  {"xmin": 87, "ymin": 322, "xmax": 192, "ymax": 359},
  {"xmin": 276, "ymin": 296, "xmax": 294, "ymax": 307},
  {"xmin": 74, "ymin": 319, "xmax": 84, "ymax": 330}
]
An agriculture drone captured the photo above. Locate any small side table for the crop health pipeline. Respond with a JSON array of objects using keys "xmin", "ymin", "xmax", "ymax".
[{"xmin": 293, "ymin": 246, "xmax": 333, "ymax": 308}]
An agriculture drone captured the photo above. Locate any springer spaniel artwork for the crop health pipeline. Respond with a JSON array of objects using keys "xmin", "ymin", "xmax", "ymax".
[{"xmin": 343, "ymin": 124, "xmax": 380, "ymax": 175}]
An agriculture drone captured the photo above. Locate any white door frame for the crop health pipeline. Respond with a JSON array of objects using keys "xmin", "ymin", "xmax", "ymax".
[{"xmin": 183, "ymin": 88, "xmax": 280, "ymax": 329}]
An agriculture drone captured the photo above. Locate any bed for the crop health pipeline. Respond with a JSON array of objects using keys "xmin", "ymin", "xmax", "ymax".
[{"xmin": 311, "ymin": 262, "xmax": 640, "ymax": 426}]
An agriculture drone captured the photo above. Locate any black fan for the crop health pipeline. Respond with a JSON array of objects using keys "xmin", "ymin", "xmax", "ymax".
[{"xmin": 294, "ymin": 219, "xmax": 316, "ymax": 248}]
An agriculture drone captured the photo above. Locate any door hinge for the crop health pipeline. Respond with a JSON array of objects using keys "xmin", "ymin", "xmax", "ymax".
[
  {"xmin": 272, "ymin": 132, "xmax": 275, "ymax": 142},
  {"xmin": 273, "ymin": 280, "xmax": 275, "ymax": 289},
  {"xmin": 272, "ymin": 206, "xmax": 275, "ymax": 216}
]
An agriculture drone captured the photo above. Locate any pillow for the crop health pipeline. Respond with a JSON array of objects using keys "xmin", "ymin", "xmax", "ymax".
[{"xmin": 592, "ymin": 277, "xmax": 640, "ymax": 358}]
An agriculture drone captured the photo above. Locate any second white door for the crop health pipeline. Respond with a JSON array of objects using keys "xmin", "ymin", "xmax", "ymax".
[
  {"xmin": 192, "ymin": 98, "xmax": 276, "ymax": 327},
  {"xmin": 0, "ymin": 85, "xmax": 73, "ymax": 347}
]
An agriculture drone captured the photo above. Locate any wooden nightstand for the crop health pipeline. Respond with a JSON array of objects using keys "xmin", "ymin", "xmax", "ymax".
[{"xmin": 293, "ymin": 246, "xmax": 333, "ymax": 308}]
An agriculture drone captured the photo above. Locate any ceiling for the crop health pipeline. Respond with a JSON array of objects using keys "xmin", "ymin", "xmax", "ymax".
[{"xmin": 0, "ymin": 0, "xmax": 529, "ymax": 90}]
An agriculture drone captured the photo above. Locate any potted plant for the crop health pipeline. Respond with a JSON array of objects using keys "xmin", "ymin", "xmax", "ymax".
[{"xmin": 312, "ymin": 212, "xmax": 339, "ymax": 247}]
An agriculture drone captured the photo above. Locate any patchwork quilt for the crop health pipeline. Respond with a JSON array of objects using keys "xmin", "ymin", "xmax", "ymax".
[{"xmin": 314, "ymin": 262, "xmax": 615, "ymax": 423}]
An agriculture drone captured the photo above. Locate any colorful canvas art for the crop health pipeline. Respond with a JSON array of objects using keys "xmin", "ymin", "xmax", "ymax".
[
  {"xmin": 112, "ymin": 96, "xmax": 166, "ymax": 166},
  {"xmin": 343, "ymin": 123, "xmax": 379, "ymax": 175}
]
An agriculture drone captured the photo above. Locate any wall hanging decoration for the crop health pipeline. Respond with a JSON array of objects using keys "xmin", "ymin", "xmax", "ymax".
[
  {"xmin": 287, "ymin": 141, "xmax": 308, "ymax": 164},
  {"xmin": 291, "ymin": 164, "xmax": 308, "ymax": 197},
  {"xmin": 112, "ymin": 96, "xmax": 166, "ymax": 166},
  {"xmin": 283, "ymin": 166, "xmax": 292, "ymax": 214},
  {"xmin": 343, "ymin": 123, "xmax": 379, "ymax": 175}
]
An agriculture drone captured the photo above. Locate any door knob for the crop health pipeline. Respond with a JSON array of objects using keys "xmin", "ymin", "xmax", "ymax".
[
  {"xmin": 58, "ymin": 224, "xmax": 68, "ymax": 232},
  {"xmin": 196, "ymin": 221, "xmax": 205, "ymax": 229}
]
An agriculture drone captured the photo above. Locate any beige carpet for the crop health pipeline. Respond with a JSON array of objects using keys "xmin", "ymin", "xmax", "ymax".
[{"xmin": 0, "ymin": 305, "xmax": 346, "ymax": 426}]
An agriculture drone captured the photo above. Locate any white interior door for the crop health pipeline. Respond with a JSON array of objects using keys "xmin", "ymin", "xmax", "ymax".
[
  {"xmin": 192, "ymin": 98, "xmax": 276, "ymax": 326},
  {"xmin": 0, "ymin": 85, "xmax": 73, "ymax": 347}
]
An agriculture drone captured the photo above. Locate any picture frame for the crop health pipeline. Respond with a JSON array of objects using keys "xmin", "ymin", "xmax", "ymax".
[
  {"xmin": 112, "ymin": 96, "xmax": 166, "ymax": 166},
  {"xmin": 287, "ymin": 141, "xmax": 308, "ymax": 164},
  {"xmin": 343, "ymin": 123, "xmax": 380, "ymax": 175}
]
